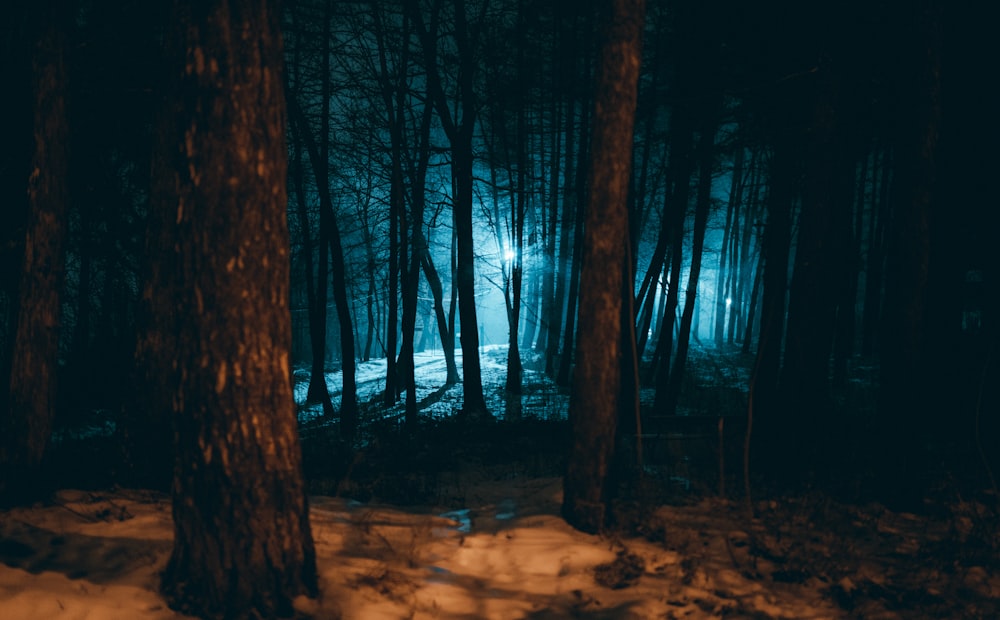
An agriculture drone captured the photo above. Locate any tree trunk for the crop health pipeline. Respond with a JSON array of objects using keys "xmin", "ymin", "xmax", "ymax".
[
  {"xmin": 556, "ymin": 99, "xmax": 591, "ymax": 387},
  {"xmin": 287, "ymin": 71, "xmax": 334, "ymax": 420},
  {"xmin": 563, "ymin": 0, "xmax": 644, "ymax": 534},
  {"xmin": 286, "ymin": 87, "xmax": 359, "ymax": 442},
  {"xmin": 876, "ymin": 0, "xmax": 941, "ymax": 504},
  {"xmin": 752, "ymin": 136, "xmax": 797, "ymax": 468},
  {"xmin": 833, "ymin": 147, "xmax": 868, "ymax": 386},
  {"xmin": 421, "ymin": 253, "xmax": 460, "ymax": 383},
  {"xmin": 660, "ymin": 110, "xmax": 718, "ymax": 417},
  {"xmin": 781, "ymin": 61, "xmax": 857, "ymax": 475},
  {"xmin": 410, "ymin": 0, "xmax": 489, "ymax": 417},
  {"xmin": 545, "ymin": 95, "xmax": 576, "ymax": 378},
  {"xmin": 154, "ymin": 2, "xmax": 318, "ymax": 616},
  {"xmin": 861, "ymin": 146, "xmax": 890, "ymax": 358},
  {"xmin": 2, "ymin": 0, "xmax": 71, "ymax": 499},
  {"xmin": 649, "ymin": 105, "xmax": 694, "ymax": 398},
  {"xmin": 325, "ymin": 197, "xmax": 360, "ymax": 442},
  {"xmin": 715, "ymin": 147, "xmax": 743, "ymax": 347}
]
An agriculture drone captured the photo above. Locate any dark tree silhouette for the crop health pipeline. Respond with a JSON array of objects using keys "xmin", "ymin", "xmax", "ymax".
[
  {"xmin": 563, "ymin": 0, "xmax": 644, "ymax": 534},
  {"xmin": 408, "ymin": 0, "xmax": 490, "ymax": 417},
  {"xmin": 149, "ymin": 1, "xmax": 318, "ymax": 616},
  {"xmin": 876, "ymin": 0, "xmax": 942, "ymax": 505},
  {"xmin": 1, "ymin": 0, "xmax": 71, "ymax": 499}
]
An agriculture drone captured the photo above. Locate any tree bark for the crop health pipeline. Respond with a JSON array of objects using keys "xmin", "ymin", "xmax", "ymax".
[
  {"xmin": 563, "ymin": 0, "xmax": 644, "ymax": 534},
  {"xmin": 2, "ymin": 0, "xmax": 71, "ymax": 499},
  {"xmin": 153, "ymin": 2, "xmax": 318, "ymax": 615}
]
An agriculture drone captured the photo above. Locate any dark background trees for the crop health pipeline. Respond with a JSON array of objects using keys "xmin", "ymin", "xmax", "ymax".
[{"xmin": 1, "ymin": 0, "xmax": 997, "ymax": 556}]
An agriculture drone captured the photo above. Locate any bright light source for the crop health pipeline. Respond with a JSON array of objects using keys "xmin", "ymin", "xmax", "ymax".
[
  {"xmin": 726, "ymin": 297, "xmax": 732, "ymax": 306},
  {"xmin": 504, "ymin": 248, "xmax": 515, "ymax": 262}
]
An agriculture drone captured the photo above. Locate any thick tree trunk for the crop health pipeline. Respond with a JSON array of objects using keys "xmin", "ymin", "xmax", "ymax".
[
  {"xmin": 876, "ymin": 0, "xmax": 941, "ymax": 504},
  {"xmin": 563, "ymin": 0, "xmax": 644, "ymax": 534},
  {"xmin": 2, "ymin": 0, "xmax": 71, "ymax": 499},
  {"xmin": 781, "ymin": 62, "xmax": 855, "ymax": 475},
  {"xmin": 154, "ymin": 3, "xmax": 318, "ymax": 616}
]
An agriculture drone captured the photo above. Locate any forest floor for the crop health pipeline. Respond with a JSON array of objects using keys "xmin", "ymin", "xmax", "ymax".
[{"xmin": 1, "ymin": 345, "xmax": 998, "ymax": 618}]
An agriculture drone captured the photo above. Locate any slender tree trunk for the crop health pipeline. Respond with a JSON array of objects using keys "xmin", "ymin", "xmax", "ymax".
[
  {"xmin": 286, "ymin": 87, "xmax": 358, "ymax": 442},
  {"xmin": 752, "ymin": 135, "xmax": 797, "ymax": 471},
  {"xmin": 287, "ymin": 71, "xmax": 334, "ymax": 419},
  {"xmin": 2, "ymin": 0, "xmax": 71, "ymax": 499},
  {"xmin": 660, "ymin": 111, "xmax": 718, "ymax": 417},
  {"xmin": 833, "ymin": 148, "xmax": 868, "ymax": 386},
  {"xmin": 861, "ymin": 146, "xmax": 890, "ymax": 357},
  {"xmin": 733, "ymin": 150, "xmax": 761, "ymax": 345},
  {"xmin": 742, "ymin": 248, "xmax": 763, "ymax": 354},
  {"xmin": 421, "ymin": 253, "xmax": 459, "ymax": 383},
  {"xmin": 384, "ymin": 151, "xmax": 401, "ymax": 406},
  {"xmin": 650, "ymin": 105, "xmax": 694, "ymax": 400},
  {"xmin": 715, "ymin": 147, "xmax": 743, "ymax": 346},
  {"xmin": 537, "ymin": 76, "xmax": 562, "ymax": 359},
  {"xmin": 410, "ymin": 0, "xmax": 489, "ymax": 417},
  {"xmin": 546, "ymin": 95, "xmax": 576, "ymax": 378},
  {"xmin": 507, "ymin": 18, "xmax": 528, "ymax": 402},
  {"xmin": 564, "ymin": 0, "xmax": 644, "ymax": 534},
  {"xmin": 325, "ymin": 202, "xmax": 359, "ymax": 441},
  {"xmin": 154, "ymin": 2, "xmax": 318, "ymax": 615},
  {"xmin": 557, "ymin": 99, "xmax": 591, "ymax": 387}
]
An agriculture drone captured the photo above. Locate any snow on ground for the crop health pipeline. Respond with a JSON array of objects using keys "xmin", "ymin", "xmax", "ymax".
[
  {"xmin": 5, "ymin": 478, "xmax": 996, "ymax": 619},
  {"xmin": 294, "ymin": 345, "xmax": 568, "ymax": 424},
  {"xmin": 0, "ymin": 481, "xmax": 853, "ymax": 619},
  {"xmin": 4, "ymin": 345, "xmax": 999, "ymax": 618}
]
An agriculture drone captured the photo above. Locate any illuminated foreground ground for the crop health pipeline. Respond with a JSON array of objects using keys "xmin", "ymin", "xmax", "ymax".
[{"xmin": 2, "ymin": 476, "xmax": 998, "ymax": 619}]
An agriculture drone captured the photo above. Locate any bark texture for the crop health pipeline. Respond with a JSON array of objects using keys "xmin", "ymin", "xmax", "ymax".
[
  {"xmin": 563, "ymin": 0, "xmax": 644, "ymax": 534},
  {"xmin": 152, "ymin": 1, "xmax": 318, "ymax": 616},
  {"xmin": 2, "ymin": 0, "xmax": 71, "ymax": 497}
]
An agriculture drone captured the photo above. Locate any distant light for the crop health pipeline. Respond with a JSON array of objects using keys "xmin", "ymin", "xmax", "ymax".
[
  {"xmin": 726, "ymin": 297, "xmax": 732, "ymax": 306},
  {"xmin": 504, "ymin": 248, "xmax": 515, "ymax": 262}
]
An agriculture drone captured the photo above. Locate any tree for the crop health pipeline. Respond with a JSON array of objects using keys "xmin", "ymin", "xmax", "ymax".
[
  {"xmin": 150, "ymin": 1, "xmax": 318, "ymax": 616},
  {"xmin": 875, "ymin": 0, "xmax": 941, "ymax": 504},
  {"xmin": 657, "ymin": 105, "xmax": 720, "ymax": 417},
  {"xmin": 1, "ymin": 0, "xmax": 71, "ymax": 500},
  {"xmin": 408, "ymin": 0, "xmax": 490, "ymax": 417},
  {"xmin": 563, "ymin": 0, "xmax": 644, "ymax": 534},
  {"xmin": 286, "ymin": 68, "xmax": 360, "ymax": 442}
]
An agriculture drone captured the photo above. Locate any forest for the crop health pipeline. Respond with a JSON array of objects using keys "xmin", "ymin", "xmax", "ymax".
[{"xmin": 1, "ymin": 0, "xmax": 998, "ymax": 618}]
